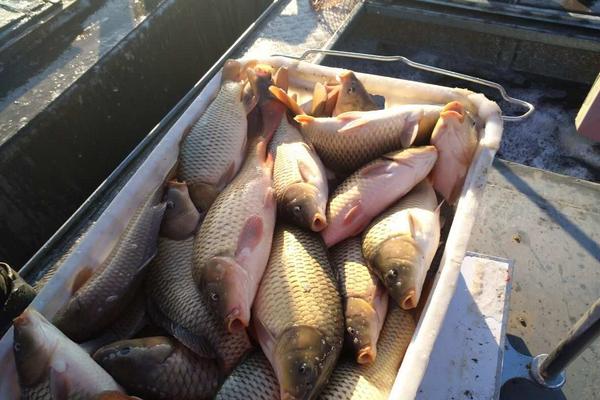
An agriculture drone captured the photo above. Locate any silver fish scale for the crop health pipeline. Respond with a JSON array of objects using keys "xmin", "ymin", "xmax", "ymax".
[
  {"xmin": 178, "ymin": 81, "xmax": 247, "ymax": 188},
  {"xmin": 54, "ymin": 191, "xmax": 165, "ymax": 341},
  {"xmin": 130, "ymin": 340, "xmax": 220, "ymax": 400},
  {"xmin": 362, "ymin": 181, "xmax": 437, "ymax": 261},
  {"xmin": 270, "ymin": 118, "xmax": 308, "ymax": 203},
  {"xmin": 329, "ymin": 237, "xmax": 378, "ymax": 302},
  {"xmin": 326, "ymin": 157, "xmax": 397, "ymax": 223},
  {"xmin": 253, "ymin": 224, "xmax": 343, "ymax": 354},
  {"xmin": 215, "ymin": 352, "xmax": 279, "ymax": 400},
  {"xmin": 154, "ymin": 343, "xmax": 220, "ymax": 399},
  {"xmin": 319, "ymin": 306, "xmax": 415, "ymax": 400},
  {"xmin": 300, "ymin": 116, "xmax": 411, "ymax": 173},
  {"xmin": 80, "ymin": 292, "xmax": 147, "ymax": 354},
  {"xmin": 192, "ymin": 141, "xmax": 270, "ymax": 276},
  {"xmin": 145, "ymin": 238, "xmax": 252, "ymax": 371},
  {"xmin": 21, "ymin": 380, "xmax": 92, "ymax": 400}
]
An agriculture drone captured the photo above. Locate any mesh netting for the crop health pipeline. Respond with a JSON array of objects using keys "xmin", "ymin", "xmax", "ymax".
[{"xmin": 310, "ymin": 0, "xmax": 361, "ymax": 32}]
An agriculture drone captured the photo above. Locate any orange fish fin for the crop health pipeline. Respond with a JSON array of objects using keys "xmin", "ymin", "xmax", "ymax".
[
  {"xmin": 235, "ymin": 216, "xmax": 264, "ymax": 258},
  {"xmin": 269, "ymin": 86, "xmax": 305, "ymax": 116},
  {"xmin": 311, "ymin": 82, "xmax": 328, "ymax": 116},
  {"xmin": 295, "ymin": 114, "xmax": 315, "ymax": 125},
  {"xmin": 325, "ymin": 86, "xmax": 339, "ymax": 117}
]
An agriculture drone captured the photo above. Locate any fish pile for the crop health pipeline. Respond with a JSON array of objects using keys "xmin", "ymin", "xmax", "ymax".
[{"xmin": 12, "ymin": 60, "xmax": 479, "ymax": 400}]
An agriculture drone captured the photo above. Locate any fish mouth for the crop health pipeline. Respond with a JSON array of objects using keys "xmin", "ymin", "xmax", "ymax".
[
  {"xmin": 357, "ymin": 346, "xmax": 376, "ymax": 365},
  {"xmin": 225, "ymin": 309, "xmax": 246, "ymax": 334},
  {"xmin": 400, "ymin": 289, "xmax": 417, "ymax": 310},
  {"xmin": 311, "ymin": 213, "xmax": 327, "ymax": 232}
]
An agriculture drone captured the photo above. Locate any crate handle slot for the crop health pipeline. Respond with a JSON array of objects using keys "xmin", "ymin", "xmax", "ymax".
[{"xmin": 273, "ymin": 48, "xmax": 534, "ymax": 122}]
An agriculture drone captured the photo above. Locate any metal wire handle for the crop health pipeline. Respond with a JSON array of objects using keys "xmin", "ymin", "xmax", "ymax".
[{"xmin": 273, "ymin": 48, "xmax": 535, "ymax": 122}]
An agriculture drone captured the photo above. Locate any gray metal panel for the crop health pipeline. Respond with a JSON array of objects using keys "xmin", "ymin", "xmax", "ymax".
[{"xmin": 467, "ymin": 159, "xmax": 600, "ymax": 399}]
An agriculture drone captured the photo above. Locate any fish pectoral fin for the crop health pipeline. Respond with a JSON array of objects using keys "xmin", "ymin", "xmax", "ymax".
[
  {"xmin": 235, "ymin": 215, "xmax": 264, "ymax": 257},
  {"xmin": 294, "ymin": 114, "xmax": 315, "ymax": 125},
  {"xmin": 252, "ymin": 317, "xmax": 277, "ymax": 363},
  {"xmin": 359, "ymin": 160, "xmax": 394, "ymax": 178},
  {"xmin": 343, "ymin": 202, "xmax": 364, "ymax": 227},
  {"xmin": 273, "ymin": 67, "xmax": 289, "ymax": 92},
  {"xmin": 243, "ymin": 68, "xmax": 259, "ymax": 114},
  {"xmin": 325, "ymin": 86, "xmax": 340, "ymax": 116},
  {"xmin": 401, "ymin": 118, "xmax": 420, "ymax": 148},
  {"xmin": 311, "ymin": 82, "xmax": 328, "ymax": 116},
  {"xmin": 270, "ymin": 86, "xmax": 305, "ymax": 116},
  {"xmin": 71, "ymin": 266, "xmax": 94, "ymax": 294},
  {"xmin": 49, "ymin": 365, "xmax": 71, "ymax": 400},
  {"xmin": 297, "ymin": 159, "xmax": 318, "ymax": 184},
  {"xmin": 336, "ymin": 112, "xmax": 370, "ymax": 134}
]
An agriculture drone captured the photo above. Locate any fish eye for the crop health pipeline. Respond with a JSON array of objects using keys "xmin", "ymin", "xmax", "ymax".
[
  {"xmin": 386, "ymin": 269, "xmax": 399, "ymax": 283},
  {"xmin": 210, "ymin": 292, "xmax": 219, "ymax": 302},
  {"xmin": 347, "ymin": 326, "xmax": 356, "ymax": 335},
  {"xmin": 166, "ymin": 200, "xmax": 175, "ymax": 209},
  {"xmin": 119, "ymin": 347, "xmax": 131, "ymax": 355},
  {"xmin": 298, "ymin": 362, "xmax": 308, "ymax": 375},
  {"xmin": 292, "ymin": 205, "xmax": 302, "ymax": 215},
  {"xmin": 13, "ymin": 342, "xmax": 20, "ymax": 352}
]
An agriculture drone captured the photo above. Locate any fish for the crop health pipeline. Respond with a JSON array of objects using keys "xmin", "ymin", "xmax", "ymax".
[
  {"xmin": 13, "ymin": 309, "xmax": 122, "ymax": 400},
  {"xmin": 178, "ymin": 59, "xmax": 256, "ymax": 211},
  {"xmin": 215, "ymin": 351, "xmax": 279, "ymax": 400},
  {"xmin": 145, "ymin": 237, "xmax": 252, "ymax": 373},
  {"xmin": 362, "ymin": 180, "xmax": 441, "ymax": 309},
  {"xmin": 160, "ymin": 180, "xmax": 202, "ymax": 240},
  {"xmin": 306, "ymin": 82, "xmax": 339, "ymax": 117},
  {"xmin": 94, "ymin": 336, "xmax": 220, "ymax": 400},
  {"xmin": 332, "ymin": 70, "xmax": 380, "ymax": 116},
  {"xmin": 272, "ymin": 87, "xmax": 436, "ymax": 173},
  {"xmin": 319, "ymin": 305, "xmax": 416, "ymax": 399},
  {"xmin": 191, "ymin": 105, "xmax": 280, "ymax": 333},
  {"xmin": 269, "ymin": 115, "xmax": 328, "ymax": 232},
  {"xmin": 252, "ymin": 224, "xmax": 344, "ymax": 400},
  {"xmin": 329, "ymin": 237, "xmax": 388, "ymax": 365},
  {"xmin": 91, "ymin": 392, "xmax": 140, "ymax": 400},
  {"xmin": 53, "ymin": 190, "xmax": 166, "ymax": 342},
  {"xmin": 321, "ymin": 146, "xmax": 438, "ymax": 248},
  {"xmin": 79, "ymin": 291, "xmax": 147, "ymax": 355},
  {"xmin": 294, "ymin": 105, "xmax": 436, "ymax": 173},
  {"xmin": 430, "ymin": 101, "xmax": 478, "ymax": 204}
]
